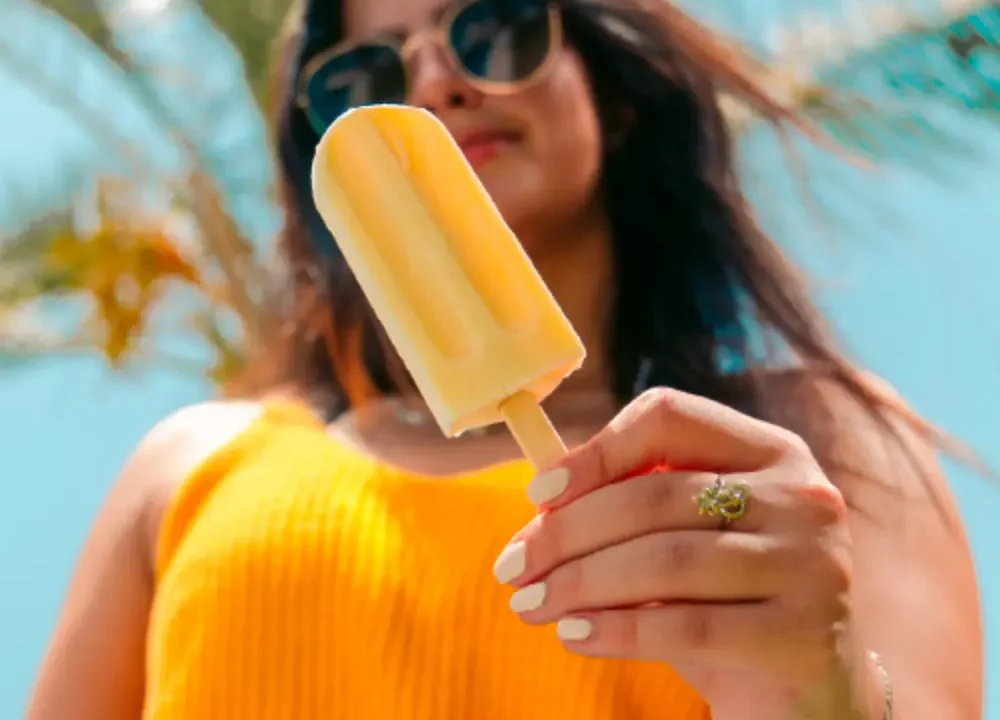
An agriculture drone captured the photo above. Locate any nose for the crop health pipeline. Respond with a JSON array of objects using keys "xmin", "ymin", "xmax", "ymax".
[{"xmin": 405, "ymin": 41, "xmax": 482, "ymax": 113}]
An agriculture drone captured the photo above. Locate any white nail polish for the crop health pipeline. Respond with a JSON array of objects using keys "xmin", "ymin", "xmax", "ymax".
[
  {"xmin": 509, "ymin": 582, "xmax": 547, "ymax": 612},
  {"xmin": 527, "ymin": 468, "xmax": 570, "ymax": 505},
  {"xmin": 557, "ymin": 617, "xmax": 593, "ymax": 641},
  {"xmin": 493, "ymin": 541, "xmax": 527, "ymax": 583}
]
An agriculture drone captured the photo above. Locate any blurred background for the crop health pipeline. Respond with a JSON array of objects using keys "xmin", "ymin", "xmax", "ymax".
[{"xmin": 0, "ymin": 0, "xmax": 998, "ymax": 716}]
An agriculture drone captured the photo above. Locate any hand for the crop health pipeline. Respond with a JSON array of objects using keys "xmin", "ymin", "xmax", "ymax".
[{"xmin": 493, "ymin": 388, "xmax": 871, "ymax": 717}]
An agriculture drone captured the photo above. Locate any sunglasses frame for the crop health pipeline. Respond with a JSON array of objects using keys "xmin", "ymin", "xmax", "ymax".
[{"xmin": 296, "ymin": 2, "xmax": 563, "ymax": 127}]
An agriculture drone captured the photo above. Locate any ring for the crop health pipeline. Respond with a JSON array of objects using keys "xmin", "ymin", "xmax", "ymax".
[{"xmin": 693, "ymin": 473, "xmax": 750, "ymax": 526}]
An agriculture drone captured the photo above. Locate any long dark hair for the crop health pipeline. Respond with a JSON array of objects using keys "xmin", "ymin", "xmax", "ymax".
[{"xmin": 255, "ymin": 0, "xmax": 944, "ymax": 478}]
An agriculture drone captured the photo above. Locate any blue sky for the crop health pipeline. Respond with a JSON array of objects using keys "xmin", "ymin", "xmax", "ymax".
[{"xmin": 1, "ymin": 0, "xmax": 999, "ymax": 717}]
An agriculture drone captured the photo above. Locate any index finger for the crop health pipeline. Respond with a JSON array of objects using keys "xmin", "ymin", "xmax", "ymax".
[{"xmin": 527, "ymin": 387, "xmax": 802, "ymax": 508}]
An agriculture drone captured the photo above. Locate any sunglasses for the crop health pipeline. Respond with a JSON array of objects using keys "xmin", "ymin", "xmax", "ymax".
[{"xmin": 296, "ymin": 0, "xmax": 562, "ymax": 135}]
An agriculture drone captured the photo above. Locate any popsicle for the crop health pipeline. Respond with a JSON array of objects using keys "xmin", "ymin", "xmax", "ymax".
[{"xmin": 311, "ymin": 104, "xmax": 585, "ymax": 469}]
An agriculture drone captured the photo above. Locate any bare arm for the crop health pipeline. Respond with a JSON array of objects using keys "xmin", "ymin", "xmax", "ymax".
[
  {"xmin": 810, "ymin": 375, "xmax": 983, "ymax": 718},
  {"xmin": 26, "ymin": 402, "xmax": 263, "ymax": 720}
]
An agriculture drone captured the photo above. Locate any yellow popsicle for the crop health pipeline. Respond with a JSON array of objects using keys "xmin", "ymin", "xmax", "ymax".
[{"xmin": 311, "ymin": 105, "xmax": 584, "ymax": 468}]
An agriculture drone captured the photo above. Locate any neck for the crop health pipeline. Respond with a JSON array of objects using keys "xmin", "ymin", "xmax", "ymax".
[{"xmin": 517, "ymin": 204, "xmax": 615, "ymax": 405}]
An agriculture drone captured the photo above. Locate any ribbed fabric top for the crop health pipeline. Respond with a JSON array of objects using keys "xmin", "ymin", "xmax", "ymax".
[{"xmin": 144, "ymin": 401, "xmax": 710, "ymax": 719}]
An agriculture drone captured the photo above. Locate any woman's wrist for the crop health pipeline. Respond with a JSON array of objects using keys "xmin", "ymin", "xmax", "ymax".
[
  {"xmin": 865, "ymin": 651, "xmax": 893, "ymax": 720},
  {"xmin": 793, "ymin": 642, "xmax": 892, "ymax": 720},
  {"xmin": 835, "ymin": 647, "xmax": 893, "ymax": 720}
]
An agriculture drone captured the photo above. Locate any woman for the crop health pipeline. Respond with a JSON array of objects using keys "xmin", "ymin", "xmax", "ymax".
[{"xmin": 28, "ymin": 0, "xmax": 981, "ymax": 718}]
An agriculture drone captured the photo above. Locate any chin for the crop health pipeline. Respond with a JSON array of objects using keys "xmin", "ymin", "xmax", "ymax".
[
  {"xmin": 478, "ymin": 172, "xmax": 543, "ymax": 230},
  {"xmin": 486, "ymin": 191, "xmax": 532, "ymax": 237}
]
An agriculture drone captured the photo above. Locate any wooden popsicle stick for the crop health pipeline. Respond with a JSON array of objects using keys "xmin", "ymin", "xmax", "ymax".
[{"xmin": 499, "ymin": 390, "xmax": 567, "ymax": 470}]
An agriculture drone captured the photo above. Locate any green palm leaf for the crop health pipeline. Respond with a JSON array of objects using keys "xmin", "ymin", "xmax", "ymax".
[
  {"xmin": 0, "ymin": 0, "xmax": 277, "ymax": 378},
  {"xmin": 730, "ymin": 1, "xmax": 999, "ymax": 161}
]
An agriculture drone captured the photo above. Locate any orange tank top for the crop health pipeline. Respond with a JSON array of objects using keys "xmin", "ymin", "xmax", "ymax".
[{"xmin": 144, "ymin": 402, "xmax": 710, "ymax": 719}]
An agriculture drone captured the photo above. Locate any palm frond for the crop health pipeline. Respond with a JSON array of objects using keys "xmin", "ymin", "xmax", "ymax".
[
  {"xmin": 2, "ymin": 0, "xmax": 278, "ymax": 359},
  {"xmin": 0, "ymin": 179, "xmax": 204, "ymax": 364},
  {"xmin": 30, "ymin": 0, "xmax": 116, "ymax": 56},
  {"xmin": 730, "ymin": 0, "xmax": 999, "ymax": 165},
  {"xmin": 0, "ymin": 2, "xmax": 153, "ymax": 174},
  {"xmin": 93, "ymin": 0, "xmax": 281, "ymax": 337},
  {"xmin": 191, "ymin": 0, "xmax": 293, "ymax": 108},
  {"xmin": 14, "ymin": 0, "xmax": 276, "ymax": 233},
  {"xmin": 0, "ymin": 311, "xmax": 92, "ymax": 370},
  {"xmin": 88, "ymin": 0, "xmax": 278, "ymax": 214}
]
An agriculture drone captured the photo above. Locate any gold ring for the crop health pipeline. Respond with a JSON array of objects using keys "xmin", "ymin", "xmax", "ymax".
[{"xmin": 693, "ymin": 474, "xmax": 750, "ymax": 526}]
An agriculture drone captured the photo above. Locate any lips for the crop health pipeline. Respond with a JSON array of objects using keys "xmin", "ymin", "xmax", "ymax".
[{"xmin": 452, "ymin": 127, "xmax": 522, "ymax": 166}]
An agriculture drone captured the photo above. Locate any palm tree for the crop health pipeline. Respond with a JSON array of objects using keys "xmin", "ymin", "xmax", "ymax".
[
  {"xmin": 1, "ymin": 0, "xmax": 997, "ymax": 387},
  {"xmin": 0, "ymin": 0, "xmax": 282, "ymax": 383}
]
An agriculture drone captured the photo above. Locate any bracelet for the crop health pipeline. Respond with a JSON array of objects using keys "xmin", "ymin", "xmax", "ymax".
[{"xmin": 868, "ymin": 651, "xmax": 894, "ymax": 720}]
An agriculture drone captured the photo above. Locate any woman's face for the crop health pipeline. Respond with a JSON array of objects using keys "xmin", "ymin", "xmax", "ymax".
[{"xmin": 341, "ymin": 0, "xmax": 605, "ymax": 249}]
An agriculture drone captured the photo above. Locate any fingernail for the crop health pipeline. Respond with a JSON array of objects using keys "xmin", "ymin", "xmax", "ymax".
[
  {"xmin": 493, "ymin": 541, "xmax": 527, "ymax": 583},
  {"xmin": 509, "ymin": 582, "xmax": 547, "ymax": 612},
  {"xmin": 527, "ymin": 467, "xmax": 570, "ymax": 505},
  {"xmin": 557, "ymin": 617, "xmax": 593, "ymax": 641}
]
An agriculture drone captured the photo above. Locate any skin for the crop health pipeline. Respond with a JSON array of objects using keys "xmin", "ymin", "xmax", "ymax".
[{"xmin": 28, "ymin": 0, "xmax": 981, "ymax": 717}]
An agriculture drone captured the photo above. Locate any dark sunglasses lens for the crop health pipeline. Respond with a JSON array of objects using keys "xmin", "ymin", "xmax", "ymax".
[
  {"xmin": 303, "ymin": 44, "xmax": 405, "ymax": 132},
  {"xmin": 450, "ymin": 0, "xmax": 552, "ymax": 84}
]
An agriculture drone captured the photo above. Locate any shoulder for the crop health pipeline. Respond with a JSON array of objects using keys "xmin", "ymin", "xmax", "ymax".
[
  {"xmin": 117, "ymin": 400, "xmax": 267, "ymax": 570},
  {"xmin": 132, "ymin": 400, "xmax": 266, "ymax": 466},
  {"xmin": 753, "ymin": 366, "xmax": 965, "ymax": 521},
  {"xmin": 25, "ymin": 400, "xmax": 270, "ymax": 717},
  {"xmin": 750, "ymin": 365, "xmax": 920, "ymax": 450}
]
